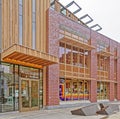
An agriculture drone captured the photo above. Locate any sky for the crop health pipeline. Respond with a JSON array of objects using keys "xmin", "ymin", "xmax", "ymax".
[{"xmin": 59, "ymin": 0, "xmax": 120, "ymax": 43}]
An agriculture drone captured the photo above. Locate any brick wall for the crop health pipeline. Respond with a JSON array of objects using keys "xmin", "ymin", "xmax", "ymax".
[
  {"xmin": 109, "ymin": 40, "xmax": 115, "ymax": 101},
  {"xmin": 117, "ymin": 46, "xmax": 120, "ymax": 100},
  {"xmin": 46, "ymin": 9, "xmax": 60, "ymax": 106},
  {"xmin": 90, "ymin": 31, "xmax": 97, "ymax": 102},
  {"xmin": 46, "ymin": 8, "xmax": 91, "ymax": 105},
  {"xmin": 46, "ymin": 8, "xmax": 120, "ymax": 105}
]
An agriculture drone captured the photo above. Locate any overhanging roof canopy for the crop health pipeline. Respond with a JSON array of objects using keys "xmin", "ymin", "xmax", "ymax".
[
  {"xmin": 60, "ymin": 72, "xmax": 95, "ymax": 81},
  {"xmin": 1, "ymin": 44, "xmax": 58, "ymax": 68},
  {"xmin": 97, "ymin": 50, "xmax": 113, "ymax": 57}
]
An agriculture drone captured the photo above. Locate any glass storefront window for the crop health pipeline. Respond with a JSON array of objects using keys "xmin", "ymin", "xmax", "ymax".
[
  {"xmin": 78, "ymin": 81, "xmax": 83, "ymax": 99},
  {"xmin": 59, "ymin": 78, "xmax": 65, "ymax": 101},
  {"xmin": 65, "ymin": 79, "xmax": 72, "ymax": 100},
  {"xmin": 114, "ymin": 83, "xmax": 117, "ymax": 99},
  {"xmin": 15, "ymin": 65, "xmax": 19, "ymax": 110},
  {"xmin": 39, "ymin": 70, "xmax": 43, "ymax": 109},
  {"xmin": 19, "ymin": 66, "xmax": 39, "ymax": 79},
  {"xmin": 59, "ymin": 78, "xmax": 89, "ymax": 101},
  {"xmin": 0, "ymin": 63, "xmax": 43, "ymax": 112},
  {"xmin": 97, "ymin": 82, "xmax": 109, "ymax": 100},
  {"xmin": 59, "ymin": 42, "xmax": 90, "ymax": 101},
  {"xmin": 0, "ymin": 63, "xmax": 14, "ymax": 112}
]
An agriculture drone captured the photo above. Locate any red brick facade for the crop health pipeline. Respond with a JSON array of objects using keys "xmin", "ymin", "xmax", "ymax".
[
  {"xmin": 46, "ymin": 9, "xmax": 60, "ymax": 106},
  {"xmin": 46, "ymin": 8, "xmax": 120, "ymax": 106},
  {"xmin": 90, "ymin": 31, "xmax": 97, "ymax": 102},
  {"xmin": 117, "ymin": 46, "xmax": 120, "ymax": 100}
]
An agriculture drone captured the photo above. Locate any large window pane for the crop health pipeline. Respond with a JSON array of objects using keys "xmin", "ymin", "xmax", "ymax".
[
  {"xmin": 39, "ymin": 70, "xmax": 43, "ymax": 109},
  {"xmin": 73, "ymin": 47, "xmax": 78, "ymax": 66},
  {"xmin": 59, "ymin": 78, "xmax": 65, "ymax": 101},
  {"xmin": 32, "ymin": 0, "xmax": 36, "ymax": 13},
  {"xmin": 97, "ymin": 82, "xmax": 109, "ymax": 100},
  {"xmin": 32, "ymin": 22, "xmax": 36, "ymax": 49},
  {"xmin": 0, "ymin": 63, "xmax": 14, "ymax": 112},
  {"xmin": 19, "ymin": 5, "xmax": 22, "ymax": 15},
  {"xmin": 19, "ymin": 66, "xmax": 39, "ymax": 79},
  {"xmin": 59, "ymin": 42, "xmax": 65, "ymax": 63},
  {"xmin": 66, "ymin": 44, "xmax": 71, "ymax": 64},
  {"xmin": 14, "ymin": 65, "xmax": 19, "ymax": 110},
  {"xmin": 19, "ymin": 0, "xmax": 22, "ymax": 5},
  {"xmin": 59, "ymin": 42, "xmax": 90, "ymax": 102},
  {"xmin": 59, "ymin": 78, "xmax": 90, "ymax": 101},
  {"xmin": 19, "ymin": 0, "xmax": 23, "ymax": 45},
  {"xmin": 32, "ymin": 0, "xmax": 36, "ymax": 49},
  {"xmin": 19, "ymin": 15, "xmax": 22, "ymax": 45},
  {"xmin": 32, "ymin": 14, "xmax": 36, "ymax": 22}
]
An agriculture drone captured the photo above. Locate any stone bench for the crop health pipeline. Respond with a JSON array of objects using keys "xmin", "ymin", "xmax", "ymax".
[
  {"xmin": 71, "ymin": 104, "xmax": 100, "ymax": 116},
  {"xmin": 71, "ymin": 103, "xmax": 120, "ymax": 116}
]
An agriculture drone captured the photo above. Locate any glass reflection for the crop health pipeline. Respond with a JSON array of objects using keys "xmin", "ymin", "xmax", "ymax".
[
  {"xmin": 0, "ymin": 63, "xmax": 43, "ymax": 112},
  {"xmin": 59, "ymin": 78, "xmax": 89, "ymax": 101},
  {"xmin": 97, "ymin": 82, "xmax": 109, "ymax": 100},
  {"xmin": 21, "ymin": 80, "xmax": 29, "ymax": 108},
  {"xmin": 19, "ymin": 0, "xmax": 23, "ymax": 45},
  {"xmin": 32, "ymin": 0, "xmax": 36, "ymax": 49},
  {"xmin": 0, "ymin": 63, "xmax": 14, "ymax": 112},
  {"xmin": 31, "ymin": 81, "xmax": 38, "ymax": 107}
]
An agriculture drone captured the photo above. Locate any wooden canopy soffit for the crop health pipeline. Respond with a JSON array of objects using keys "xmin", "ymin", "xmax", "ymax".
[
  {"xmin": 59, "ymin": 35, "xmax": 95, "ymax": 51},
  {"xmin": 97, "ymin": 80, "xmax": 117, "ymax": 83},
  {"xmin": 63, "ymin": 75, "xmax": 95, "ymax": 81},
  {"xmin": 1, "ymin": 44, "xmax": 58, "ymax": 68},
  {"xmin": 97, "ymin": 50, "xmax": 113, "ymax": 57}
]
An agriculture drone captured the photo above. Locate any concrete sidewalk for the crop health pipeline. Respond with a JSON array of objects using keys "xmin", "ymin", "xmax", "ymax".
[
  {"xmin": 0, "ymin": 107, "xmax": 107, "ymax": 119},
  {"xmin": 0, "ymin": 101, "xmax": 120, "ymax": 119},
  {"xmin": 104, "ymin": 112, "xmax": 120, "ymax": 119}
]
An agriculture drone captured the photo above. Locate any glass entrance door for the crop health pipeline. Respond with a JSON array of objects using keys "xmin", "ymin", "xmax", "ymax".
[{"xmin": 20, "ymin": 78, "xmax": 39, "ymax": 111}]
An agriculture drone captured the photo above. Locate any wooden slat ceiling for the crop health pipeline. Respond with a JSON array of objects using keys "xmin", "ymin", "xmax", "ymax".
[
  {"xmin": 1, "ymin": 44, "xmax": 58, "ymax": 68},
  {"xmin": 60, "ymin": 35, "xmax": 95, "ymax": 51}
]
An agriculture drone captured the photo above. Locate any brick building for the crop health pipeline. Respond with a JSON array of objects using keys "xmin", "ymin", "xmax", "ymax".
[{"xmin": 0, "ymin": 0, "xmax": 120, "ymax": 112}]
